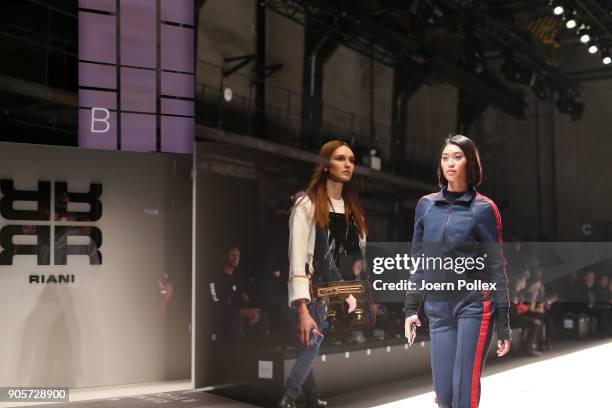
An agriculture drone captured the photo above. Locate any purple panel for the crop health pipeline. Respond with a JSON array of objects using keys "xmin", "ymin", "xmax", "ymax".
[
  {"xmin": 79, "ymin": 89, "xmax": 117, "ymax": 109},
  {"xmin": 121, "ymin": 0, "xmax": 156, "ymax": 68},
  {"xmin": 79, "ymin": 62, "xmax": 116, "ymax": 89},
  {"xmin": 161, "ymin": 72, "xmax": 194, "ymax": 98},
  {"xmin": 161, "ymin": 98, "xmax": 195, "ymax": 116},
  {"xmin": 121, "ymin": 113, "xmax": 157, "ymax": 152},
  {"xmin": 161, "ymin": 0, "xmax": 193, "ymax": 25},
  {"xmin": 79, "ymin": 0, "xmax": 116, "ymax": 12},
  {"xmin": 161, "ymin": 116, "xmax": 194, "ymax": 154},
  {"xmin": 121, "ymin": 67, "xmax": 156, "ymax": 113},
  {"xmin": 79, "ymin": 12, "xmax": 116, "ymax": 64},
  {"xmin": 161, "ymin": 25, "xmax": 194, "ymax": 73},
  {"xmin": 79, "ymin": 108, "xmax": 117, "ymax": 150}
]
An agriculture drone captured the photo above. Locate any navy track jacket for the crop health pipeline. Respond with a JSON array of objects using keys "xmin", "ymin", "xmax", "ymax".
[{"xmin": 403, "ymin": 185, "xmax": 511, "ymax": 340}]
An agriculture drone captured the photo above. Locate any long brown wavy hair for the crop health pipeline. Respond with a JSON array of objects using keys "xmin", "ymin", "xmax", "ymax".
[{"xmin": 296, "ymin": 140, "xmax": 367, "ymax": 238}]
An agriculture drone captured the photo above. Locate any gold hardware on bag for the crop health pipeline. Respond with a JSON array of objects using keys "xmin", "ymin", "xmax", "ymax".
[{"xmin": 316, "ymin": 284, "xmax": 364, "ymax": 297}]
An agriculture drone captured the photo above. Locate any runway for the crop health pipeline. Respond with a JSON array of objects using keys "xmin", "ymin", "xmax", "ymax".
[
  {"xmin": 7, "ymin": 339, "xmax": 609, "ymax": 408},
  {"xmin": 326, "ymin": 338, "xmax": 611, "ymax": 408}
]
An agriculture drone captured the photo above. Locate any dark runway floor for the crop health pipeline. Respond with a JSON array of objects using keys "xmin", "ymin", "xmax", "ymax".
[{"xmin": 25, "ymin": 390, "xmax": 257, "ymax": 408}]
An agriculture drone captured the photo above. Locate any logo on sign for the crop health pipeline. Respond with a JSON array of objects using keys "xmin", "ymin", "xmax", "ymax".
[{"xmin": 0, "ymin": 180, "xmax": 103, "ymax": 283}]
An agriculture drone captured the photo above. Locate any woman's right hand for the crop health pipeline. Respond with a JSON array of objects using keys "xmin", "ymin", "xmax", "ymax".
[
  {"xmin": 404, "ymin": 315, "xmax": 421, "ymax": 344},
  {"xmin": 295, "ymin": 300, "xmax": 318, "ymax": 348}
]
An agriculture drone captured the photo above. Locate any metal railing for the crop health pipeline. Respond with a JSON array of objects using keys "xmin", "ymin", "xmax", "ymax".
[
  {"xmin": 196, "ymin": 59, "xmax": 439, "ymax": 176},
  {"xmin": 0, "ymin": 1, "xmax": 78, "ymax": 92}
]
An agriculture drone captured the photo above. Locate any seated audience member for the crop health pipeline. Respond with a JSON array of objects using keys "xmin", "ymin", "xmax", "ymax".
[
  {"xmin": 521, "ymin": 276, "xmax": 555, "ymax": 350},
  {"xmin": 575, "ymin": 270, "xmax": 611, "ymax": 337},
  {"xmin": 594, "ymin": 273, "xmax": 610, "ymax": 306},
  {"xmin": 510, "ymin": 273, "xmax": 544, "ymax": 356},
  {"xmin": 609, "ymin": 275, "xmax": 612, "ymax": 305}
]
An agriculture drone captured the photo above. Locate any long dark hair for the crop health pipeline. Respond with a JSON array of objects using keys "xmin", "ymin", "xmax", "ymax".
[
  {"xmin": 295, "ymin": 140, "xmax": 367, "ymax": 238},
  {"xmin": 437, "ymin": 134, "xmax": 483, "ymax": 188}
]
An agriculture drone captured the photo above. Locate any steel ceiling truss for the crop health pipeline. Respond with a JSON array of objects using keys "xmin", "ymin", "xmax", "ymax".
[
  {"xmin": 439, "ymin": 0, "xmax": 581, "ymax": 94},
  {"xmin": 266, "ymin": 0, "xmax": 528, "ymax": 118},
  {"xmin": 266, "ymin": 0, "xmax": 397, "ymax": 66}
]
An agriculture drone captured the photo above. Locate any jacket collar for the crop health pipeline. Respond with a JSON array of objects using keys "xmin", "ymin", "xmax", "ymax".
[{"xmin": 433, "ymin": 184, "xmax": 477, "ymax": 205}]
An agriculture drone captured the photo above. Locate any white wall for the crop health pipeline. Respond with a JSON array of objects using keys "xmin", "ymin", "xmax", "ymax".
[{"xmin": 0, "ymin": 142, "xmax": 191, "ymax": 387}]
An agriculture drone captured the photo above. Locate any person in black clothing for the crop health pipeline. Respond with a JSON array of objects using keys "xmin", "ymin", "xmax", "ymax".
[
  {"xmin": 209, "ymin": 245, "xmax": 264, "ymax": 345},
  {"xmin": 520, "ymin": 277, "xmax": 555, "ymax": 350},
  {"xmin": 594, "ymin": 273, "xmax": 610, "ymax": 305},
  {"xmin": 509, "ymin": 273, "xmax": 544, "ymax": 356},
  {"xmin": 575, "ymin": 270, "xmax": 611, "ymax": 336}
]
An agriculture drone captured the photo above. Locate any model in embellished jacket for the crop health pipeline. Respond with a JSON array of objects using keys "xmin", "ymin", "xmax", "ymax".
[{"xmin": 404, "ymin": 134, "xmax": 511, "ymax": 408}]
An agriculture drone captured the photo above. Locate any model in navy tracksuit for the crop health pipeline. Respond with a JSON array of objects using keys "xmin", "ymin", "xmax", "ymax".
[{"xmin": 404, "ymin": 184, "xmax": 511, "ymax": 408}]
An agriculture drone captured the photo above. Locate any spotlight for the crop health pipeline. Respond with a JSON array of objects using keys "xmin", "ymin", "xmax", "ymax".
[
  {"xmin": 580, "ymin": 34, "xmax": 590, "ymax": 43},
  {"xmin": 566, "ymin": 19, "xmax": 577, "ymax": 29},
  {"xmin": 602, "ymin": 48, "xmax": 611, "ymax": 64},
  {"xmin": 589, "ymin": 45, "xmax": 598, "ymax": 54},
  {"xmin": 553, "ymin": 6, "xmax": 564, "ymax": 15}
]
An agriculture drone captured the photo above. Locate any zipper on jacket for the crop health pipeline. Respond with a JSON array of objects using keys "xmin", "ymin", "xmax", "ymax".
[
  {"xmin": 443, "ymin": 206, "xmax": 453, "ymax": 245},
  {"xmin": 442, "ymin": 206, "xmax": 453, "ymax": 282}
]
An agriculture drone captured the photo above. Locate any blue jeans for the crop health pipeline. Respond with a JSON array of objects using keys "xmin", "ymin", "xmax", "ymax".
[{"xmin": 285, "ymin": 302, "xmax": 326, "ymax": 400}]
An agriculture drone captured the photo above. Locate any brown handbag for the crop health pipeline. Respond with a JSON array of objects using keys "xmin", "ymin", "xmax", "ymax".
[{"xmin": 311, "ymin": 278, "xmax": 376, "ymax": 331}]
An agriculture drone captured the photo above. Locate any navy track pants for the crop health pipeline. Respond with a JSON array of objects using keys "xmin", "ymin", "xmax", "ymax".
[{"xmin": 425, "ymin": 300, "xmax": 496, "ymax": 408}]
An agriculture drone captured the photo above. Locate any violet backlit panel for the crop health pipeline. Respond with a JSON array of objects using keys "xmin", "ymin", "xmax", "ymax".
[
  {"xmin": 120, "ymin": 67, "xmax": 156, "ymax": 113},
  {"xmin": 79, "ymin": 62, "xmax": 116, "ymax": 89},
  {"xmin": 79, "ymin": 0, "xmax": 116, "ymax": 12},
  {"xmin": 120, "ymin": 0, "xmax": 156, "ymax": 68},
  {"xmin": 160, "ymin": 0, "xmax": 193, "ymax": 25},
  {"xmin": 79, "ymin": 89, "xmax": 117, "ymax": 109},
  {"xmin": 79, "ymin": 12, "xmax": 116, "ymax": 64},
  {"xmin": 161, "ymin": 98, "xmax": 195, "ymax": 116},
  {"xmin": 121, "ymin": 113, "xmax": 157, "ymax": 152},
  {"xmin": 79, "ymin": 109, "xmax": 117, "ymax": 150},
  {"xmin": 161, "ymin": 116, "xmax": 193, "ymax": 154},
  {"xmin": 161, "ymin": 25, "xmax": 194, "ymax": 73},
  {"xmin": 161, "ymin": 72, "xmax": 194, "ymax": 98}
]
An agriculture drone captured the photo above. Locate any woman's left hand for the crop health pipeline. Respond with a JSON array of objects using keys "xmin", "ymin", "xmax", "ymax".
[{"xmin": 497, "ymin": 339, "xmax": 511, "ymax": 357}]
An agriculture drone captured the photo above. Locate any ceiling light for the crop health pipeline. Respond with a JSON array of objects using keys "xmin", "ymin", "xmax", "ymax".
[
  {"xmin": 589, "ymin": 45, "xmax": 598, "ymax": 54},
  {"xmin": 580, "ymin": 34, "xmax": 591, "ymax": 43},
  {"xmin": 553, "ymin": 6, "xmax": 564, "ymax": 15},
  {"xmin": 566, "ymin": 19, "xmax": 577, "ymax": 29}
]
